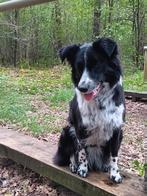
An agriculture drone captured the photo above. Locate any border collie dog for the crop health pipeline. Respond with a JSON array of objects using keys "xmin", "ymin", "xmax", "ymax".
[{"xmin": 54, "ymin": 38, "xmax": 125, "ymax": 183}]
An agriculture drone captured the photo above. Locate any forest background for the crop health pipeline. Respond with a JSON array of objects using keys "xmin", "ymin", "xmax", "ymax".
[{"xmin": 0, "ymin": 0, "xmax": 146, "ymax": 70}]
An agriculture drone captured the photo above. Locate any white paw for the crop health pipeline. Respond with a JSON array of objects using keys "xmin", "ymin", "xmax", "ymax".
[
  {"xmin": 77, "ymin": 164, "xmax": 88, "ymax": 178},
  {"xmin": 69, "ymin": 163, "xmax": 77, "ymax": 173},
  {"xmin": 110, "ymin": 169, "xmax": 122, "ymax": 183}
]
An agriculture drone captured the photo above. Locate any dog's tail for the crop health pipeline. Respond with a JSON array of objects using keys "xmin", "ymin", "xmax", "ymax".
[{"xmin": 53, "ymin": 126, "xmax": 78, "ymax": 166}]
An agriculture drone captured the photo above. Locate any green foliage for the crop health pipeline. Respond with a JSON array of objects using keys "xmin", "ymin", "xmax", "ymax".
[
  {"xmin": 0, "ymin": 0, "xmax": 145, "ymax": 68},
  {"xmin": 132, "ymin": 160, "xmax": 147, "ymax": 176}
]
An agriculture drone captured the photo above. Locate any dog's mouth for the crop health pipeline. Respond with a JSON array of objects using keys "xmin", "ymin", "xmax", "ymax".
[{"xmin": 83, "ymin": 83, "xmax": 102, "ymax": 101}]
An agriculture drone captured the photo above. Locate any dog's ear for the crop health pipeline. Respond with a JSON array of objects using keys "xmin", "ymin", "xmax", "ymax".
[
  {"xmin": 59, "ymin": 44, "xmax": 79, "ymax": 64},
  {"xmin": 92, "ymin": 38, "xmax": 118, "ymax": 58}
]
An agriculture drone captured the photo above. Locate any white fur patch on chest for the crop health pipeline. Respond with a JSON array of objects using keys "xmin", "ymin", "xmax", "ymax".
[{"xmin": 75, "ymin": 88, "xmax": 124, "ymax": 145}]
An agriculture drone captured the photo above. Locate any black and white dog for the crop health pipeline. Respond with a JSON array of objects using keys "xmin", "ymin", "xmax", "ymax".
[{"xmin": 54, "ymin": 38, "xmax": 125, "ymax": 183}]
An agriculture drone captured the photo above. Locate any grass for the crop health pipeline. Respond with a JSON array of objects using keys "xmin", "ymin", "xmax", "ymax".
[
  {"xmin": 0, "ymin": 65, "xmax": 146, "ymax": 134},
  {"xmin": 132, "ymin": 160, "xmax": 147, "ymax": 177},
  {"xmin": 0, "ymin": 66, "xmax": 73, "ymax": 134},
  {"xmin": 45, "ymin": 88, "xmax": 73, "ymax": 107},
  {"xmin": 0, "ymin": 74, "xmax": 45, "ymax": 134},
  {"xmin": 124, "ymin": 69, "xmax": 147, "ymax": 92}
]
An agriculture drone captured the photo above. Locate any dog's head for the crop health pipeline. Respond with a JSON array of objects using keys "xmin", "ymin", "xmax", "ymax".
[{"xmin": 59, "ymin": 38, "xmax": 122, "ymax": 101}]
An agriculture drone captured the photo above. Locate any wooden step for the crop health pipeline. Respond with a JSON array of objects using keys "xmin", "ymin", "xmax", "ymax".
[
  {"xmin": 125, "ymin": 90, "xmax": 147, "ymax": 101},
  {"xmin": 0, "ymin": 127, "xmax": 145, "ymax": 196}
]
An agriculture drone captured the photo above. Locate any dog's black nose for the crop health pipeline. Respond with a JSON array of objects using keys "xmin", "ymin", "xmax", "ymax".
[{"xmin": 78, "ymin": 87, "xmax": 88, "ymax": 93}]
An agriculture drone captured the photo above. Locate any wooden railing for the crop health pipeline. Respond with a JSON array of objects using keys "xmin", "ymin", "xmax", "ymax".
[{"xmin": 0, "ymin": 0, "xmax": 55, "ymax": 12}]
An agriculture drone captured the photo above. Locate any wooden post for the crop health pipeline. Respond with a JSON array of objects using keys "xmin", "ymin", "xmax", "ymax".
[
  {"xmin": 0, "ymin": 0, "xmax": 55, "ymax": 12},
  {"xmin": 144, "ymin": 46, "xmax": 147, "ymax": 82},
  {"xmin": 144, "ymin": 122, "xmax": 147, "ymax": 193}
]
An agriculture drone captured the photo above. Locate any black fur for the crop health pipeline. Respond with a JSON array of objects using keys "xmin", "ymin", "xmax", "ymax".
[{"xmin": 54, "ymin": 126, "xmax": 78, "ymax": 166}]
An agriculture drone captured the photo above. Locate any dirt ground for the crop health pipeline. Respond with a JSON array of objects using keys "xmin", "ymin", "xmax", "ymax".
[
  {"xmin": 0, "ymin": 99, "xmax": 146, "ymax": 195},
  {"xmin": 120, "ymin": 99, "xmax": 146, "ymax": 173}
]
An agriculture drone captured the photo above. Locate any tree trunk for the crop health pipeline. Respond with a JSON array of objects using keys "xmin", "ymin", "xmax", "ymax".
[
  {"xmin": 54, "ymin": 1, "xmax": 62, "ymax": 50},
  {"xmin": 93, "ymin": 0, "xmax": 101, "ymax": 38},
  {"xmin": 131, "ymin": 0, "xmax": 145, "ymax": 68},
  {"xmin": 13, "ymin": 10, "xmax": 19, "ymax": 67},
  {"xmin": 108, "ymin": 0, "xmax": 113, "ymax": 25}
]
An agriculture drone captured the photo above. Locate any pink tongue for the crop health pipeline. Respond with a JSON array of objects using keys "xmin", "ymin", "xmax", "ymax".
[{"xmin": 84, "ymin": 92, "xmax": 94, "ymax": 101}]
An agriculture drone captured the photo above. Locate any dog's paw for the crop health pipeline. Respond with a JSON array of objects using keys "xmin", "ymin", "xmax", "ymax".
[
  {"xmin": 110, "ymin": 170, "xmax": 123, "ymax": 183},
  {"xmin": 69, "ymin": 163, "xmax": 77, "ymax": 173},
  {"xmin": 77, "ymin": 164, "xmax": 88, "ymax": 178}
]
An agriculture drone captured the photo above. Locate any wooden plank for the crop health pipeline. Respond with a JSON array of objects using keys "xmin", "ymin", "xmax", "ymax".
[
  {"xmin": 144, "ymin": 46, "xmax": 147, "ymax": 82},
  {"xmin": 0, "ymin": 0, "xmax": 55, "ymax": 12},
  {"xmin": 0, "ymin": 127, "xmax": 145, "ymax": 196},
  {"xmin": 125, "ymin": 90, "xmax": 147, "ymax": 99}
]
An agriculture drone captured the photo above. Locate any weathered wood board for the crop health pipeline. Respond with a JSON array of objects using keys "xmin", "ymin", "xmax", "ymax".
[
  {"xmin": 125, "ymin": 90, "xmax": 147, "ymax": 101},
  {"xmin": 0, "ymin": 127, "xmax": 145, "ymax": 196}
]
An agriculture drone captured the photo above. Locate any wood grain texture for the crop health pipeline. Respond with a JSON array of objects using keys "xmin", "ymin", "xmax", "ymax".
[
  {"xmin": 0, "ymin": 0, "xmax": 55, "ymax": 12},
  {"xmin": 0, "ymin": 127, "xmax": 145, "ymax": 196}
]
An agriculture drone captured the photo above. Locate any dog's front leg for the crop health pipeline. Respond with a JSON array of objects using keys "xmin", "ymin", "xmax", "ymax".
[
  {"xmin": 110, "ymin": 129, "xmax": 123, "ymax": 183},
  {"xmin": 77, "ymin": 148, "xmax": 88, "ymax": 178}
]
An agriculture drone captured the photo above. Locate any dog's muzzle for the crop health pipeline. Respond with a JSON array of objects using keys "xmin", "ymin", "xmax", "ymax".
[{"xmin": 78, "ymin": 83, "xmax": 102, "ymax": 101}]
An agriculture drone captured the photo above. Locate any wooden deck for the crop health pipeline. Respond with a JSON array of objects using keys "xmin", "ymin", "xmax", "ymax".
[{"xmin": 0, "ymin": 127, "xmax": 145, "ymax": 196}]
